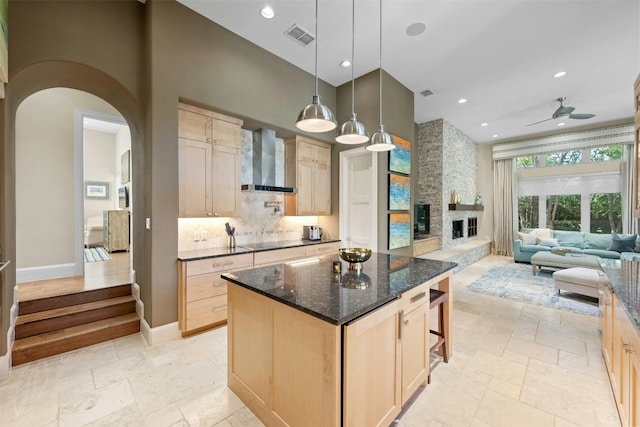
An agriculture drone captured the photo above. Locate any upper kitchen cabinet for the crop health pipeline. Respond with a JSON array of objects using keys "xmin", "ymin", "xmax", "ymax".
[
  {"xmin": 284, "ymin": 136, "xmax": 331, "ymax": 216},
  {"xmin": 178, "ymin": 103, "xmax": 243, "ymax": 218}
]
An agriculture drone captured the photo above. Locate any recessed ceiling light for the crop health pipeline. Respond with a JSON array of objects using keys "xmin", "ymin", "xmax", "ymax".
[
  {"xmin": 481, "ymin": 122, "xmax": 488, "ymax": 127},
  {"xmin": 492, "ymin": 134, "xmax": 499, "ymax": 138},
  {"xmin": 557, "ymin": 122, "xmax": 566, "ymax": 126},
  {"xmin": 458, "ymin": 98, "xmax": 468, "ymax": 104},
  {"xmin": 260, "ymin": 6, "xmax": 275, "ymax": 19},
  {"xmin": 340, "ymin": 60, "xmax": 351, "ymax": 68},
  {"xmin": 406, "ymin": 22, "xmax": 426, "ymax": 37},
  {"xmin": 554, "ymin": 71, "xmax": 567, "ymax": 78}
]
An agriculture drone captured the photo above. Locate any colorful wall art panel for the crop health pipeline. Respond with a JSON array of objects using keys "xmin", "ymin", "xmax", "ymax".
[
  {"xmin": 388, "ymin": 173, "xmax": 411, "ymax": 211},
  {"xmin": 389, "ymin": 135, "xmax": 411, "ymax": 174},
  {"xmin": 388, "ymin": 213, "xmax": 411, "ymax": 249}
]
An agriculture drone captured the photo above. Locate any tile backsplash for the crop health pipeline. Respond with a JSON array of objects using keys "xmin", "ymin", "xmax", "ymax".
[{"xmin": 178, "ymin": 129, "xmax": 319, "ymax": 252}]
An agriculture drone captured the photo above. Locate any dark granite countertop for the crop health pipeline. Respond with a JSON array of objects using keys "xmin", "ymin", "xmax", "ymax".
[
  {"xmin": 599, "ymin": 258, "xmax": 640, "ymax": 333},
  {"xmin": 222, "ymin": 252, "xmax": 457, "ymax": 326},
  {"xmin": 177, "ymin": 239, "xmax": 341, "ymax": 261}
]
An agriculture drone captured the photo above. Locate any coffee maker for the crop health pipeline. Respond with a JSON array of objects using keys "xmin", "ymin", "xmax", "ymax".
[{"xmin": 303, "ymin": 225, "xmax": 323, "ymax": 241}]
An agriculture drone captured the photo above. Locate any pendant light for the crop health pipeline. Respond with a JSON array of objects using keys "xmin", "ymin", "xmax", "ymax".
[
  {"xmin": 335, "ymin": 0, "xmax": 369, "ymax": 144},
  {"xmin": 296, "ymin": 0, "xmax": 337, "ymax": 133},
  {"xmin": 366, "ymin": 0, "xmax": 396, "ymax": 152}
]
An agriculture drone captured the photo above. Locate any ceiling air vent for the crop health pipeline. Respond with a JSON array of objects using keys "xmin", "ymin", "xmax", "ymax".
[
  {"xmin": 285, "ymin": 24, "xmax": 315, "ymax": 47},
  {"xmin": 420, "ymin": 89, "xmax": 434, "ymax": 97}
]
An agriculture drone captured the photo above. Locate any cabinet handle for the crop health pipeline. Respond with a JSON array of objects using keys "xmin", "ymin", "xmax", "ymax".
[
  {"xmin": 598, "ymin": 289, "xmax": 604, "ymax": 296},
  {"xmin": 398, "ymin": 311, "xmax": 404, "ymax": 340},
  {"xmin": 212, "ymin": 306, "xmax": 227, "ymax": 313},
  {"xmin": 625, "ymin": 343, "xmax": 635, "ymax": 354},
  {"xmin": 213, "ymin": 139, "xmax": 219, "ymax": 144},
  {"xmin": 207, "ymin": 213, "xmax": 213, "ymax": 216},
  {"xmin": 213, "ymin": 261, "xmax": 234, "ymax": 268},
  {"xmin": 206, "ymin": 137, "xmax": 211, "ymax": 142},
  {"xmin": 410, "ymin": 291, "xmax": 427, "ymax": 303},
  {"xmin": 211, "ymin": 281, "xmax": 225, "ymax": 287}
]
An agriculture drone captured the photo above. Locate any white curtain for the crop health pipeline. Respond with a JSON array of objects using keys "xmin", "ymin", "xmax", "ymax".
[
  {"xmin": 493, "ymin": 158, "xmax": 516, "ymax": 256},
  {"xmin": 622, "ymin": 144, "xmax": 636, "ymax": 234}
]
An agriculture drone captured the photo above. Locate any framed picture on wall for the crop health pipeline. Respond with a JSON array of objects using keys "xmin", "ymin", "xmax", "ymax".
[
  {"xmin": 389, "ymin": 135, "xmax": 411, "ymax": 175},
  {"xmin": 121, "ymin": 149, "xmax": 131, "ymax": 184},
  {"xmin": 388, "ymin": 213, "xmax": 410, "ymax": 250},
  {"xmin": 85, "ymin": 181, "xmax": 110, "ymax": 200},
  {"xmin": 388, "ymin": 173, "xmax": 411, "ymax": 210}
]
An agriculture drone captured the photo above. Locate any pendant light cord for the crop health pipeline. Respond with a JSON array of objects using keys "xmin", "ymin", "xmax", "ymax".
[
  {"xmin": 350, "ymin": 0, "xmax": 355, "ymax": 113},
  {"xmin": 314, "ymin": 0, "xmax": 319, "ymax": 96},
  {"xmin": 378, "ymin": 0, "xmax": 383, "ymax": 124}
]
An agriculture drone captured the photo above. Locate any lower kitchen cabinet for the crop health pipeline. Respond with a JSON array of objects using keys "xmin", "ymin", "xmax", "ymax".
[
  {"xmin": 603, "ymin": 291, "xmax": 640, "ymax": 426},
  {"xmin": 178, "ymin": 253, "xmax": 253, "ymax": 336}
]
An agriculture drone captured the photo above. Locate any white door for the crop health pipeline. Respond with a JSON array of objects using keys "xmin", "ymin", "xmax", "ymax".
[{"xmin": 339, "ymin": 147, "xmax": 377, "ymax": 249}]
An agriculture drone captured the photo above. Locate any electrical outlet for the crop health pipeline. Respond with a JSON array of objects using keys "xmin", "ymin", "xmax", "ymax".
[
  {"xmin": 201, "ymin": 231, "xmax": 207, "ymax": 241},
  {"xmin": 194, "ymin": 231, "xmax": 200, "ymax": 242}
]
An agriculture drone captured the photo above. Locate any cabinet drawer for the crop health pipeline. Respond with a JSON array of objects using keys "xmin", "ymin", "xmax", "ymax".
[
  {"xmin": 186, "ymin": 253, "xmax": 253, "ymax": 276},
  {"xmin": 186, "ymin": 273, "xmax": 228, "ymax": 302},
  {"xmin": 185, "ymin": 294, "xmax": 228, "ymax": 331},
  {"xmin": 305, "ymin": 242, "xmax": 339, "ymax": 257},
  {"xmin": 399, "ymin": 282, "xmax": 430, "ymax": 314},
  {"xmin": 254, "ymin": 247, "xmax": 306, "ymax": 266}
]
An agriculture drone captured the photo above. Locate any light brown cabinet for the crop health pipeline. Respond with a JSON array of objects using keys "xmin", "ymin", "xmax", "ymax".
[
  {"xmin": 103, "ymin": 210, "xmax": 129, "ymax": 253},
  {"xmin": 284, "ymin": 136, "xmax": 331, "ymax": 216},
  {"xmin": 178, "ymin": 253, "xmax": 253, "ymax": 336},
  {"xmin": 178, "ymin": 103, "xmax": 242, "ymax": 218},
  {"xmin": 602, "ymin": 290, "xmax": 640, "ymax": 426}
]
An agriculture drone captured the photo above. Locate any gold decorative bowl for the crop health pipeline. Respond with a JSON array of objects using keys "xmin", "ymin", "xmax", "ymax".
[{"xmin": 339, "ymin": 248, "xmax": 372, "ymax": 271}]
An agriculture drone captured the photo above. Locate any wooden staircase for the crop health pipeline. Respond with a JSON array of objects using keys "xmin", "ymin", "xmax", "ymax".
[{"xmin": 12, "ymin": 283, "xmax": 140, "ymax": 366}]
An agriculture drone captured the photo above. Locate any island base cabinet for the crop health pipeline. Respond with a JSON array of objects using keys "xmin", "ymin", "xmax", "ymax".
[
  {"xmin": 343, "ymin": 301, "xmax": 402, "ymax": 427},
  {"xmin": 227, "ymin": 284, "xmax": 341, "ymax": 427}
]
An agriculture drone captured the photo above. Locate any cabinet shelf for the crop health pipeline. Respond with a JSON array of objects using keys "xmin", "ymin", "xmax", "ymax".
[{"xmin": 448, "ymin": 203, "xmax": 484, "ymax": 211}]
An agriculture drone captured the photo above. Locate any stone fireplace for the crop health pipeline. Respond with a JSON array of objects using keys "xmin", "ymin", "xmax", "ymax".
[{"xmin": 417, "ymin": 119, "xmax": 481, "ymax": 249}]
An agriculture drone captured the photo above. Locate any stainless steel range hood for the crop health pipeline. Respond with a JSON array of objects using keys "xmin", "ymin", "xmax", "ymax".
[{"xmin": 241, "ymin": 128, "xmax": 297, "ymax": 193}]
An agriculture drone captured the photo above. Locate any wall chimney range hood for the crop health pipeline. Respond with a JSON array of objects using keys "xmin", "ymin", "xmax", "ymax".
[{"xmin": 241, "ymin": 128, "xmax": 297, "ymax": 193}]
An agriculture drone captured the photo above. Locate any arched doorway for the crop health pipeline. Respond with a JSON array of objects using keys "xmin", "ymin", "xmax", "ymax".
[{"xmin": 15, "ymin": 88, "xmax": 133, "ymax": 282}]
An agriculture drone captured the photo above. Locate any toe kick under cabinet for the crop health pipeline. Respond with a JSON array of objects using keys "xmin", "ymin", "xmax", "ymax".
[{"xmin": 178, "ymin": 253, "xmax": 253, "ymax": 336}]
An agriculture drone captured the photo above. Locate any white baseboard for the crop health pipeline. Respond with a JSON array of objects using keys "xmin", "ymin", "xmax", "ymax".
[
  {"xmin": 140, "ymin": 319, "xmax": 180, "ymax": 346},
  {"xmin": 16, "ymin": 263, "xmax": 76, "ymax": 283},
  {"xmin": 0, "ymin": 288, "xmax": 19, "ymax": 381}
]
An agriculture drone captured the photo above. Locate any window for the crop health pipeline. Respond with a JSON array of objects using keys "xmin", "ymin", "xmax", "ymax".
[
  {"xmin": 516, "ymin": 155, "xmax": 539, "ymax": 169},
  {"xmin": 590, "ymin": 145, "xmax": 622, "ymax": 162},
  {"xmin": 546, "ymin": 194, "xmax": 581, "ymax": 231},
  {"xmin": 546, "ymin": 151, "xmax": 582, "ymax": 166},
  {"xmin": 518, "ymin": 196, "xmax": 539, "ymax": 229},
  {"xmin": 590, "ymin": 193, "xmax": 622, "ymax": 233}
]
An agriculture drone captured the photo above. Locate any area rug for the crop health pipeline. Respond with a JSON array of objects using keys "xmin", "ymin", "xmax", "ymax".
[
  {"xmin": 467, "ymin": 261, "xmax": 599, "ymax": 316},
  {"xmin": 84, "ymin": 247, "xmax": 112, "ymax": 262}
]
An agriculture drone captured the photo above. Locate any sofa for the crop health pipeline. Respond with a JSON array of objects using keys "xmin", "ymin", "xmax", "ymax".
[{"xmin": 514, "ymin": 228, "xmax": 640, "ymax": 263}]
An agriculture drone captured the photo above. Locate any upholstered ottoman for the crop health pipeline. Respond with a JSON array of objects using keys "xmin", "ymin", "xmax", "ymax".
[
  {"xmin": 552, "ymin": 267, "xmax": 603, "ymax": 299},
  {"xmin": 530, "ymin": 251, "xmax": 601, "ymax": 275}
]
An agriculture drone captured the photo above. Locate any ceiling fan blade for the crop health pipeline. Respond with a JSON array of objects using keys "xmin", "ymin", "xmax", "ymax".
[
  {"xmin": 568, "ymin": 113, "xmax": 595, "ymax": 120},
  {"xmin": 526, "ymin": 117, "xmax": 555, "ymax": 126}
]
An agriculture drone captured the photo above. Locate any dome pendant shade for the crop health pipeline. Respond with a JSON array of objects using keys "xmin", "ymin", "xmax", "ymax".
[
  {"xmin": 366, "ymin": 124, "xmax": 396, "ymax": 151},
  {"xmin": 296, "ymin": 95, "xmax": 337, "ymax": 132},
  {"xmin": 336, "ymin": 113, "xmax": 369, "ymax": 144}
]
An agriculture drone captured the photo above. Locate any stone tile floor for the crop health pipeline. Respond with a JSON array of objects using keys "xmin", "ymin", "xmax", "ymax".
[{"xmin": 0, "ymin": 255, "xmax": 620, "ymax": 426}]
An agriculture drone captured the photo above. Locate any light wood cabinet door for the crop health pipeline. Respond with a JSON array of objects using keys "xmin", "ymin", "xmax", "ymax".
[
  {"xmin": 179, "ymin": 138, "xmax": 212, "ymax": 217},
  {"xmin": 343, "ymin": 300, "xmax": 401, "ymax": 427},
  {"xmin": 614, "ymin": 296, "xmax": 631, "ymax": 426},
  {"xmin": 212, "ymin": 117, "xmax": 241, "ymax": 148},
  {"xmin": 179, "ymin": 108, "xmax": 212, "ymax": 143},
  {"xmin": 284, "ymin": 136, "xmax": 331, "ymax": 216},
  {"xmin": 600, "ymin": 284, "xmax": 614, "ymax": 369},
  {"xmin": 401, "ymin": 302, "xmax": 428, "ymax": 405},
  {"xmin": 211, "ymin": 143, "xmax": 240, "ymax": 217},
  {"xmin": 626, "ymin": 319, "xmax": 640, "ymax": 427}
]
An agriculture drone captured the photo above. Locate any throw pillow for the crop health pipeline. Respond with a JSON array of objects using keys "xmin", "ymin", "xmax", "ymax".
[
  {"xmin": 537, "ymin": 238, "xmax": 559, "ymax": 247},
  {"xmin": 517, "ymin": 231, "xmax": 536, "ymax": 245},
  {"xmin": 533, "ymin": 228, "xmax": 552, "ymax": 241},
  {"xmin": 635, "ymin": 236, "xmax": 640, "ymax": 252},
  {"xmin": 607, "ymin": 233, "xmax": 637, "ymax": 253}
]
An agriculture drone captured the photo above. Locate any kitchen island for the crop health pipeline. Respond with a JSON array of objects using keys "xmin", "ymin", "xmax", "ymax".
[{"xmin": 222, "ymin": 252, "xmax": 456, "ymax": 427}]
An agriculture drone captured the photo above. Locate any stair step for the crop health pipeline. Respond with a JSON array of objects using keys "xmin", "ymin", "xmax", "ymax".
[
  {"xmin": 12, "ymin": 313, "xmax": 140, "ymax": 366},
  {"xmin": 15, "ymin": 295, "xmax": 136, "ymax": 339},
  {"xmin": 18, "ymin": 284, "xmax": 132, "ymax": 315}
]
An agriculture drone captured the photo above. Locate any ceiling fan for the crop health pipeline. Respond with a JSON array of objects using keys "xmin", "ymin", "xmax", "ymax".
[{"xmin": 526, "ymin": 97, "xmax": 596, "ymax": 126}]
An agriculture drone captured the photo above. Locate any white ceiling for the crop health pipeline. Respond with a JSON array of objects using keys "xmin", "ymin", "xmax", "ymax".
[{"xmin": 178, "ymin": 0, "xmax": 639, "ymax": 144}]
